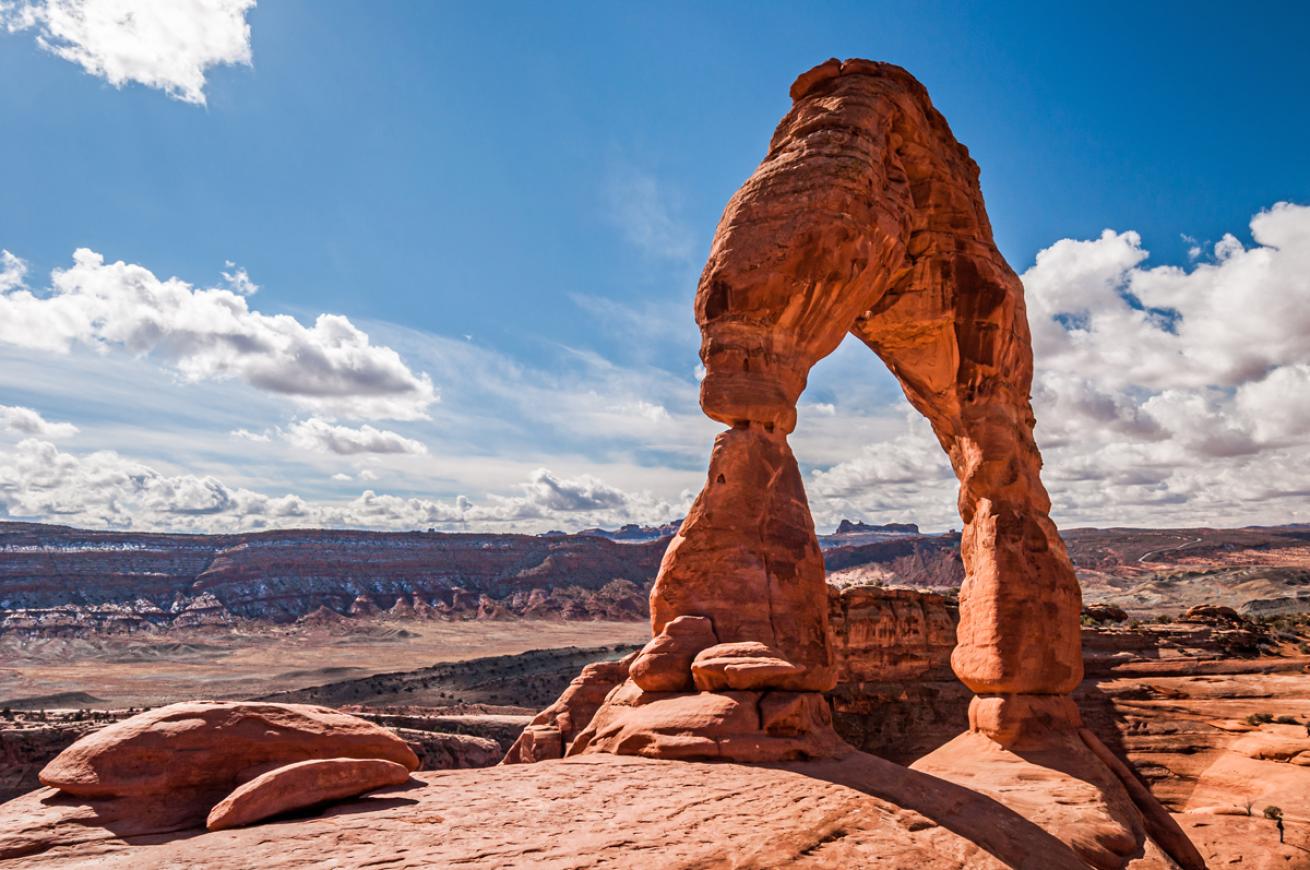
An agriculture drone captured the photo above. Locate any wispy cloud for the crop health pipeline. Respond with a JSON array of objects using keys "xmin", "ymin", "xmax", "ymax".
[
  {"xmin": 1, "ymin": 0, "xmax": 255, "ymax": 105},
  {"xmin": 285, "ymin": 418, "xmax": 427, "ymax": 456},
  {"xmin": 605, "ymin": 167, "xmax": 696, "ymax": 262}
]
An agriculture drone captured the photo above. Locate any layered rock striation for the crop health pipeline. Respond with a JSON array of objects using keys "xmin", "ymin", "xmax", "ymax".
[{"xmin": 0, "ymin": 523, "xmax": 661, "ymax": 632}]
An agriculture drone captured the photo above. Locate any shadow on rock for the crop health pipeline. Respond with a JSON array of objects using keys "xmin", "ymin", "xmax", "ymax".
[{"xmin": 772, "ymin": 750, "xmax": 1088, "ymax": 868}]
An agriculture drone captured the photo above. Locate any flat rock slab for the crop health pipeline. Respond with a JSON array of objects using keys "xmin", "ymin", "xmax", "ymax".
[{"xmin": 4, "ymin": 752, "xmax": 1092, "ymax": 868}]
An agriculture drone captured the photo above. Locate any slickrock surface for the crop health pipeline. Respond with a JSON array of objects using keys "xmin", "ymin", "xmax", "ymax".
[
  {"xmin": 206, "ymin": 757, "xmax": 412, "ymax": 831},
  {"xmin": 3, "ymin": 753, "xmax": 1112, "ymax": 867},
  {"xmin": 912, "ymin": 731, "xmax": 1195, "ymax": 869}
]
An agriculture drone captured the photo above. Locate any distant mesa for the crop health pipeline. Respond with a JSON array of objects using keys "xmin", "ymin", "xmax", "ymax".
[
  {"xmin": 571, "ymin": 521, "xmax": 683, "ymax": 543},
  {"xmin": 0, "ymin": 691, "xmax": 106, "ymax": 710},
  {"xmin": 833, "ymin": 519, "xmax": 920, "ymax": 535}
]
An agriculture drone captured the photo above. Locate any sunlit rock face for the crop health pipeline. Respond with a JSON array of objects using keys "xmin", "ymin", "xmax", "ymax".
[{"xmin": 621, "ymin": 57, "xmax": 1083, "ymax": 755}]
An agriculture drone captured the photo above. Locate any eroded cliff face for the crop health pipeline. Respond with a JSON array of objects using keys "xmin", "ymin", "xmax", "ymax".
[{"xmin": 0, "ymin": 523, "xmax": 661, "ymax": 633}]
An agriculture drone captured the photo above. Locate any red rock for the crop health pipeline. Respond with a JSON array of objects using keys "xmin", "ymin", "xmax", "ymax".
[
  {"xmin": 788, "ymin": 56, "xmax": 841, "ymax": 100},
  {"xmin": 501, "ymin": 651, "xmax": 636, "ymax": 763},
  {"xmin": 568, "ymin": 680, "xmax": 849, "ymax": 762},
  {"xmin": 348, "ymin": 593, "xmax": 380, "ymax": 617},
  {"xmin": 828, "ymin": 585, "xmax": 957, "ymax": 682},
  {"xmin": 1181, "ymin": 603, "xmax": 1244, "ymax": 625},
  {"xmin": 649, "ymin": 426, "xmax": 837, "ymax": 693},
  {"xmin": 690, "ymin": 641, "xmax": 809, "ymax": 691},
  {"xmin": 0, "ymin": 524, "xmax": 667, "ymax": 632},
  {"xmin": 628, "ymin": 615, "xmax": 717, "ymax": 692},
  {"xmin": 206, "ymin": 757, "xmax": 411, "ymax": 831},
  {"xmin": 1083, "ymin": 603, "xmax": 1129, "ymax": 624},
  {"xmin": 912, "ymin": 730, "xmax": 1200, "ymax": 869},
  {"xmin": 574, "ymin": 57, "xmax": 1087, "ymax": 761},
  {"xmin": 0, "ymin": 753, "xmax": 1109, "ymax": 867},
  {"xmin": 966, "ymin": 694, "xmax": 1083, "ymax": 750},
  {"xmin": 390, "ymin": 728, "xmax": 502, "ymax": 771},
  {"xmin": 40, "ymin": 701, "xmax": 418, "ymax": 800},
  {"xmin": 696, "ymin": 56, "xmax": 1080, "ymax": 726},
  {"xmin": 506, "ymin": 725, "xmax": 563, "ymax": 763}
]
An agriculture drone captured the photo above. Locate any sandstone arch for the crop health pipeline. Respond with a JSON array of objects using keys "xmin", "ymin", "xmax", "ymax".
[
  {"xmin": 653, "ymin": 57, "xmax": 1081, "ymax": 743},
  {"xmin": 516, "ymin": 59, "xmax": 1206, "ymax": 867}
]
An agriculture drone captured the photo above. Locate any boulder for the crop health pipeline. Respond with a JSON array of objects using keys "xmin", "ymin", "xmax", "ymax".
[
  {"xmin": 206, "ymin": 757, "xmax": 411, "ymax": 831},
  {"xmin": 568, "ymin": 680, "xmax": 848, "ymax": 763},
  {"xmin": 40, "ymin": 701, "xmax": 418, "ymax": 801},
  {"xmin": 1182, "ymin": 604, "xmax": 1244, "ymax": 625},
  {"xmin": 501, "ymin": 651, "xmax": 637, "ymax": 763},
  {"xmin": 628, "ymin": 615, "xmax": 717, "ymax": 692},
  {"xmin": 690, "ymin": 641, "xmax": 809, "ymax": 691},
  {"xmin": 1083, "ymin": 604, "xmax": 1129, "ymax": 624}
]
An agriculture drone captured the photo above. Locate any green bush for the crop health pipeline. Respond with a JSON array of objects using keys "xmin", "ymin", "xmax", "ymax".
[
  {"xmin": 1245, "ymin": 712, "xmax": 1274, "ymax": 726},
  {"xmin": 1263, "ymin": 805, "xmax": 1283, "ymax": 821},
  {"xmin": 1274, "ymin": 715, "xmax": 1300, "ymax": 725}
]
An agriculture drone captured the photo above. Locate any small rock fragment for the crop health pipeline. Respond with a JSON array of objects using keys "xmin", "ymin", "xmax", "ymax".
[{"xmin": 206, "ymin": 757, "xmax": 411, "ymax": 831}]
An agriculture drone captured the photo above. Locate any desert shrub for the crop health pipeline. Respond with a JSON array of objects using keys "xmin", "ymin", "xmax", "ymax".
[
  {"xmin": 1264, "ymin": 805, "xmax": 1283, "ymax": 820},
  {"xmin": 1245, "ymin": 712, "xmax": 1274, "ymax": 726},
  {"xmin": 1275, "ymin": 715, "xmax": 1300, "ymax": 725}
]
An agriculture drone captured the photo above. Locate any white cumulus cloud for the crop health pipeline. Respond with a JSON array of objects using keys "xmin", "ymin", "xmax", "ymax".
[
  {"xmin": 803, "ymin": 203, "xmax": 1310, "ymax": 531},
  {"xmin": 2, "ymin": 0, "xmax": 255, "ymax": 105},
  {"xmin": 0, "ymin": 248, "xmax": 436, "ymax": 420},
  {"xmin": 0, "ymin": 404, "xmax": 79, "ymax": 438},
  {"xmin": 0, "ymin": 438, "xmax": 687, "ymax": 533},
  {"xmin": 286, "ymin": 418, "xmax": 427, "ymax": 456},
  {"xmin": 1018, "ymin": 202, "xmax": 1310, "ymax": 526}
]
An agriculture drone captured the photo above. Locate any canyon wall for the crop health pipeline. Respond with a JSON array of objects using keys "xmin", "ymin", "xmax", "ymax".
[{"xmin": 0, "ymin": 523, "xmax": 663, "ymax": 632}]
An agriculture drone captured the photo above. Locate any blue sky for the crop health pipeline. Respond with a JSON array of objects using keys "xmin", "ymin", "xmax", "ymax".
[{"xmin": 2, "ymin": 1, "xmax": 1308, "ymax": 533}]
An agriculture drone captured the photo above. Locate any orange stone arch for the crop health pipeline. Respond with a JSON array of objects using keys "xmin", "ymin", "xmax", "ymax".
[{"xmin": 651, "ymin": 58, "xmax": 1083, "ymax": 742}]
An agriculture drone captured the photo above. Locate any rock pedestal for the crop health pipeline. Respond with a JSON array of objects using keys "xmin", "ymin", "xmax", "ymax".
[{"xmin": 649, "ymin": 426, "xmax": 836, "ymax": 693}]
